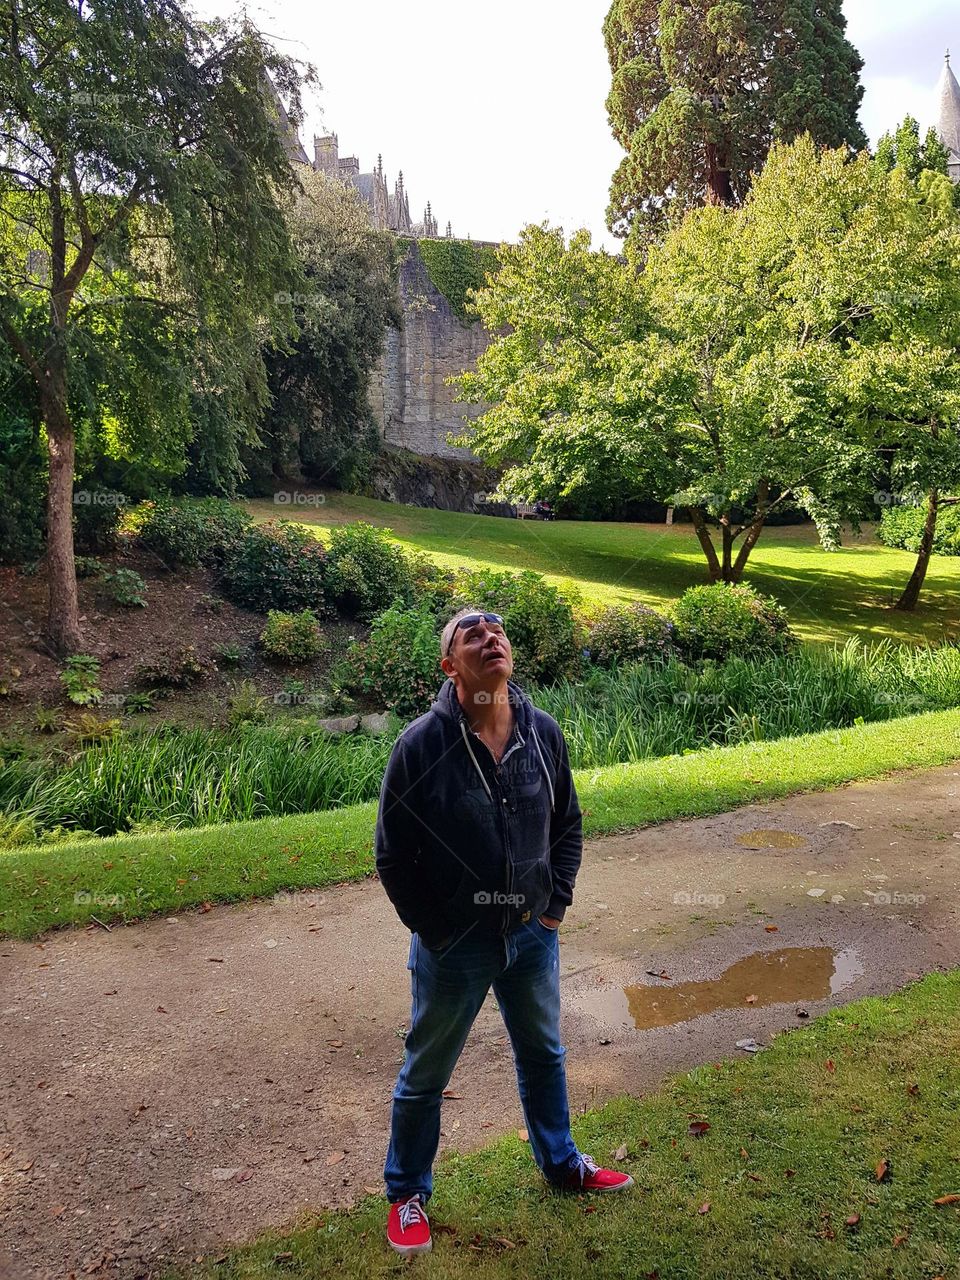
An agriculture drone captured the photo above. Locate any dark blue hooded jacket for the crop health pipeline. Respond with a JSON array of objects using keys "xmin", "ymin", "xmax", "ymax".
[{"xmin": 374, "ymin": 677, "xmax": 583, "ymax": 949}]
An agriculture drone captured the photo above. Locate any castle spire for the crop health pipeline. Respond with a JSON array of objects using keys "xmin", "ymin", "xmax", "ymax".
[{"xmin": 938, "ymin": 48, "xmax": 960, "ymax": 180}]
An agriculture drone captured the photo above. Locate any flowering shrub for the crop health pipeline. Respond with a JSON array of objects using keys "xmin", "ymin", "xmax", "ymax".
[
  {"xmin": 671, "ymin": 582, "xmax": 796, "ymax": 662},
  {"xmin": 585, "ymin": 603, "xmax": 676, "ymax": 667}
]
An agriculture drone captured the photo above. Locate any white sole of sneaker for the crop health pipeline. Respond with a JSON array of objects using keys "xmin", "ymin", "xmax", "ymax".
[
  {"xmin": 590, "ymin": 1175, "xmax": 635, "ymax": 1192},
  {"xmin": 388, "ymin": 1239, "xmax": 433, "ymax": 1255}
]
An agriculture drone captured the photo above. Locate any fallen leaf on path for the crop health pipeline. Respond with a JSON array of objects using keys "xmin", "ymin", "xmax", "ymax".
[
  {"xmin": 207, "ymin": 957, "xmax": 223, "ymax": 963},
  {"xmin": 442, "ymin": 1089, "xmax": 462, "ymax": 1099},
  {"xmin": 875, "ymin": 1159, "xmax": 891, "ymax": 1183},
  {"xmin": 825, "ymin": 1059, "xmax": 835, "ymax": 1073},
  {"xmin": 200, "ymin": 902, "xmax": 213, "ymax": 913},
  {"xmin": 518, "ymin": 1128, "xmax": 529, "ymax": 1142},
  {"xmin": 481, "ymin": 1121, "xmax": 493, "ymax": 1128},
  {"xmin": 645, "ymin": 970, "xmax": 671, "ymax": 981},
  {"xmin": 698, "ymin": 1202, "xmax": 711, "ymax": 1214},
  {"xmin": 934, "ymin": 1194, "xmax": 960, "ymax": 1206},
  {"xmin": 613, "ymin": 1144, "xmax": 628, "ymax": 1161},
  {"xmin": 907, "ymin": 1083, "xmax": 920, "ymax": 1096},
  {"xmin": 745, "ymin": 994, "xmax": 758, "ymax": 1004},
  {"xmin": 687, "ymin": 1121, "xmax": 711, "ymax": 1138},
  {"xmin": 325, "ymin": 1152, "xmax": 345, "ymax": 1167},
  {"xmin": 892, "ymin": 1233, "xmax": 908, "ymax": 1246},
  {"xmin": 492, "ymin": 1238, "xmax": 516, "ymax": 1249},
  {"xmin": 845, "ymin": 1214, "xmax": 861, "ymax": 1228},
  {"xmin": 234, "ymin": 1168, "xmax": 253, "ymax": 1183},
  {"xmin": 327, "ymin": 1040, "xmax": 344, "ymax": 1049},
  {"xmin": 739, "ymin": 1148, "xmax": 749, "ymax": 1159},
  {"xmin": 764, "ymin": 925, "xmax": 779, "ymax": 933},
  {"xmin": 156, "ymin": 1006, "xmax": 168, "ymax": 1014},
  {"xmin": 363, "ymin": 1185, "xmax": 380, "ymax": 1195}
]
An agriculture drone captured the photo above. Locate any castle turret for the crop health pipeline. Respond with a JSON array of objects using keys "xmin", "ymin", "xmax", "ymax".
[
  {"xmin": 938, "ymin": 51, "xmax": 960, "ymax": 182},
  {"xmin": 313, "ymin": 133, "xmax": 339, "ymax": 173}
]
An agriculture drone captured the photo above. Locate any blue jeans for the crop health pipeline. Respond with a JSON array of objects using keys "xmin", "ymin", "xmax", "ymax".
[{"xmin": 384, "ymin": 917, "xmax": 581, "ymax": 1203}]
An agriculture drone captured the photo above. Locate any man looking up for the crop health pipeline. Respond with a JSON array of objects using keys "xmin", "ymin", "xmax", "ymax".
[{"xmin": 375, "ymin": 606, "xmax": 633, "ymax": 1256}]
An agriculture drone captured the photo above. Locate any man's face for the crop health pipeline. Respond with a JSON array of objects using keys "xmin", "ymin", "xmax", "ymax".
[{"xmin": 445, "ymin": 615, "xmax": 514, "ymax": 684}]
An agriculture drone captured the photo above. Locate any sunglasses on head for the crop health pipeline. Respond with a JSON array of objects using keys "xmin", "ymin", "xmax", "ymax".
[{"xmin": 445, "ymin": 612, "xmax": 504, "ymax": 655}]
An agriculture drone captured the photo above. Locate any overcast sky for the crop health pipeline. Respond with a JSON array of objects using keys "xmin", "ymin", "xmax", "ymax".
[{"xmin": 197, "ymin": 0, "xmax": 957, "ymax": 250}]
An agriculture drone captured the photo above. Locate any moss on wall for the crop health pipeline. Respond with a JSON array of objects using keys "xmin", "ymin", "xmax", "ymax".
[{"xmin": 413, "ymin": 238, "xmax": 501, "ymax": 322}]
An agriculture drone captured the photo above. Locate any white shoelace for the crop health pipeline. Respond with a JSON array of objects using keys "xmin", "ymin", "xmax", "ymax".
[
  {"xmin": 399, "ymin": 1196, "xmax": 425, "ymax": 1231},
  {"xmin": 575, "ymin": 1153, "xmax": 599, "ymax": 1184}
]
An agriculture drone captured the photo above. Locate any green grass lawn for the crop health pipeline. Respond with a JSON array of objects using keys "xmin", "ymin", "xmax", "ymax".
[
  {"xmin": 164, "ymin": 968, "xmax": 960, "ymax": 1280},
  {"xmin": 243, "ymin": 490, "xmax": 960, "ymax": 646},
  {"xmin": 4, "ymin": 707, "xmax": 960, "ymax": 940}
]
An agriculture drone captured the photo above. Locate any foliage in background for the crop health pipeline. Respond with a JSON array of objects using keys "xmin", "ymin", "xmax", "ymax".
[
  {"xmin": 449, "ymin": 567, "xmax": 583, "ymax": 685},
  {"xmin": 248, "ymin": 171, "xmax": 401, "ymax": 495},
  {"xmin": 221, "ymin": 521, "xmax": 328, "ymax": 613},
  {"xmin": 129, "ymin": 498, "xmax": 252, "ymax": 569},
  {"xmin": 414, "ymin": 237, "xmax": 501, "ymax": 322},
  {"xmin": 878, "ymin": 502, "xmax": 960, "ymax": 556},
  {"xmin": 324, "ymin": 520, "xmax": 417, "ymax": 620},
  {"xmin": 671, "ymin": 582, "xmax": 797, "ymax": 663},
  {"xmin": 58, "ymin": 655, "xmax": 102, "ymax": 707},
  {"xmin": 603, "ymin": 0, "xmax": 866, "ymax": 246},
  {"xmin": 98, "ymin": 568, "xmax": 147, "ymax": 608},
  {"xmin": 348, "ymin": 599, "xmax": 441, "ymax": 718},
  {"xmin": 259, "ymin": 610, "xmax": 326, "ymax": 663},
  {"xmin": 455, "ymin": 140, "xmax": 960, "ymax": 598},
  {"xmin": 586, "ymin": 602, "xmax": 677, "ymax": 667}
]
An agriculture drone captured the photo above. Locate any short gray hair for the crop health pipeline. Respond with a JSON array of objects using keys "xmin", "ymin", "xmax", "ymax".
[{"xmin": 440, "ymin": 606, "xmax": 485, "ymax": 659}]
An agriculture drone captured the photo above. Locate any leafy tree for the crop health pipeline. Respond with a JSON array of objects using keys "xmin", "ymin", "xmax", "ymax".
[
  {"xmin": 454, "ymin": 138, "xmax": 960, "ymax": 597},
  {"xmin": 874, "ymin": 114, "xmax": 959, "ymax": 206},
  {"xmin": 603, "ymin": 0, "xmax": 867, "ymax": 245},
  {"xmin": 0, "ymin": 0, "xmax": 309, "ymax": 652},
  {"xmin": 247, "ymin": 170, "xmax": 401, "ymax": 495}
]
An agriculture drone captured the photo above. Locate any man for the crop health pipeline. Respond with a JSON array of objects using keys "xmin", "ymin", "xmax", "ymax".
[{"xmin": 375, "ymin": 606, "xmax": 633, "ymax": 1257}]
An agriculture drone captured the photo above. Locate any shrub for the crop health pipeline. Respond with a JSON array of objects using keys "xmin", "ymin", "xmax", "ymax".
[
  {"xmin": 671, "ymin": 582, "xmax": 797, "ymax": 663},
  {"xmin": 877, "ymin": 502, "xmax": 960, "ymax": 556},
  {"xmin": 65, "ymin": 714, "xmax": 123, "ymax": 744},
  {"xmin": 73, "ymin": 487, "xmax": 126, "ymax": 553},
  {"xmin": 131, "ymin": 497, "xmax": 252, "ymax": 569},
  {"xmin": 448, "ymin": 568, "xmax": 582, "ymax": 684},
  {"xmin": 60, "ymin": 655, "xmax": 102, "ymax": 706},
  {"xmin": 213, "ymin": 642, "xmax": 243, "ymax": 667},
  {"xmin": 260, "ymin": 610, "xmax": 326, "ymax": 663},
  {"xmin": 99, "ymin": 568, "xmax": 147, "ymax": 607},
  {"xmin": 408, "ymin": 550, "xmax": 458, "ymax": 615},
  {"xmin": 135, "ymin": 645, "xmax": 210, "ymax": 690},
  {"xmin": 586, "ymin": 603, "xmax": 677, "ymax": 667},
  {"xmin": 226, "ymin": 680, "xmax": 268, "ymax": 727},
  {"xmin": 221, "ymin": 521, "xmax": 328, "ymax": 613},
  {"xmin": 349, "ymin": 600, "xmax": 441, "ymax": 718},
  {"xmin": 324, "ymin": 522, "xmax": 416, "ymax": 620},
  {"xmin": 74, "ymin": 555, "xmax": 103, "ymax": 579}
]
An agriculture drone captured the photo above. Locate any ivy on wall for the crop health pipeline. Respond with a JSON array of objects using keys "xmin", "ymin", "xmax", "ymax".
[{"xmin": 413, "ymin": 238, "xmax": 501, "ymax": 323}]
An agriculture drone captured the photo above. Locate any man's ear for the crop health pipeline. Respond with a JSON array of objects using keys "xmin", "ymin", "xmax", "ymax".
[{"xmin": 440, "ymin": 654, "xmax": 456, "ymax": 678}]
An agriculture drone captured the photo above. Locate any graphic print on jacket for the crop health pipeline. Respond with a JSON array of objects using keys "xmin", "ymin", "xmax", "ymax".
[{"xmin": 375, "ymin": 678, "xmax": 583, "ymax": 947}]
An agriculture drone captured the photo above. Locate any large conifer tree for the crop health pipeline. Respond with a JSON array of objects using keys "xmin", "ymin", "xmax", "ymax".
[{"xmin": 604, "ymin": 0, "xmax": 867, "ymax": 245}]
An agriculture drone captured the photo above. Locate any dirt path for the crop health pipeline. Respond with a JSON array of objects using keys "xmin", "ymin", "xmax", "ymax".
[{"xmin": 2, "ymin": 763, "xmax": 959, "ymax": 1280}]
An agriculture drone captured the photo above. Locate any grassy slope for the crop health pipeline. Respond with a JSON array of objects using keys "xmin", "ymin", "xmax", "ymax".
[
  {"xmin": 244, "ymin": 491, "xmax": 960, "ymax": 647},
  {"xmin": 161, "ymin": 968, "xmax": 960, "ymax": 1280},
  {"xmin": 4, "ymin": 707, "xmax": 960, "ymax": 940}
]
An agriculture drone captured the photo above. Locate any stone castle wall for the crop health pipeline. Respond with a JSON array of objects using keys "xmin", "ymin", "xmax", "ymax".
[{"xmin": 369, "ymin": 240, "xmax": 491, "ymax": 460}]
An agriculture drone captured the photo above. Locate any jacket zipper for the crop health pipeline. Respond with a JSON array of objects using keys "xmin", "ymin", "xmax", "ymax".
[{"xmin": 493, "ymin": 763, "xmax": 514, "ymax": 936}]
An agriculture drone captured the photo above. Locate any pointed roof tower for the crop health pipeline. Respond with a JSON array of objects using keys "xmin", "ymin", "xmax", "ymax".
[{"xmin": 938, "ymin": 51, "xmax": 960, "ymax": 180}]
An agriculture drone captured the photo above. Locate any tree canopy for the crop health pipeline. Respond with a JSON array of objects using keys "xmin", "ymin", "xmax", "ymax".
[
  {"xmin": 0, "ymin": 0, "xmax": 311, "ymax": 651},
  {"xmin": 603, "ymin": 0, "xmax": 867, "ymax": 246},
  {"xmin": 454, "ymin": 137, "xmax": 960, "ymax": 599}
]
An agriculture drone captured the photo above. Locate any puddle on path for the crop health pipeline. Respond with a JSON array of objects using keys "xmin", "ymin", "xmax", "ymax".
[
  {"xmin": 581, "ymin": 948, "xmax": 864, "ymax": 1032},
  {"xmin": 736, "ymin": 829, "xmax": 808, "ymax": 850}
]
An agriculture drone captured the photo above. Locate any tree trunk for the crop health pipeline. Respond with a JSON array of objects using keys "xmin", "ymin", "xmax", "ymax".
[
  {"xmin": 42, "ymin": 391, "xmax": 82, "ymax": 655},
  {"xmin": 704, "ymin": 140, "xmax": 735, "ymax": 207},
  {"xmin": 894, "ymin": 488, "xmax": 938, "ymax": 612},
  {"xmin": 689, "ymin": 506, "xmax": 722, "ymax": 581},
  {"xmin": 730, "ymin": 482, "xmax": 770, "ymax": 582},
  {"xmin": 720, "ymin": 518, "xmax": 734, "ymax": 581}
]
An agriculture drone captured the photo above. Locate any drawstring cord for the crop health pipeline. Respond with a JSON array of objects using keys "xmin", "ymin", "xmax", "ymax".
[{"xmin": 459, "ymin": 711, "xmax": 556, "ymax": 814}]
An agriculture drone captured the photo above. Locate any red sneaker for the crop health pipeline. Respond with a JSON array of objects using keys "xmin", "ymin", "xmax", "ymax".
[
  {"xmin": 387, "ymin": 1193, "xmax": 432, "ymax": 1255},
  {"xmin": 561, "ymin": 1153, "xmax": 634, "ymax": 1193}
]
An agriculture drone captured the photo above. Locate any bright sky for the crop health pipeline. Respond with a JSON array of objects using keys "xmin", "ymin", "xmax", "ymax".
[{"xmin": 196, "ymin": 0, "xmax": 957, "ymax": 251}]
